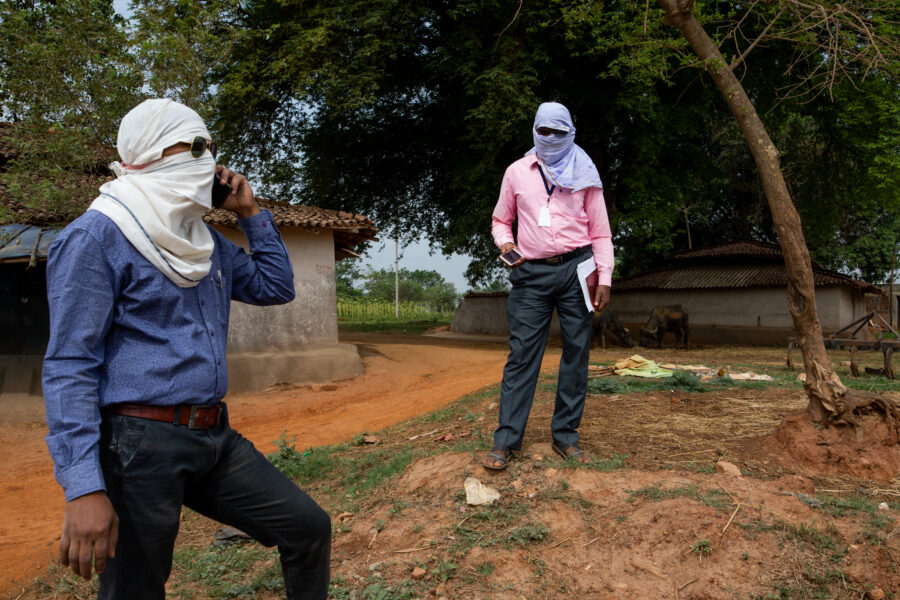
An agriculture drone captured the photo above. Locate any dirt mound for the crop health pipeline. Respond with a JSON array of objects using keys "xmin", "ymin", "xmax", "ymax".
[
  {"xmin": 398, "ymin": 452, "xmax": 472, "ymax": 492},
  {"xmin": 768, "ymin": 411, "xmax": 900, "ymax": 481},
  {"xmin": 331, "ymin": 452, "xmax": 900, "ymax": 599}
]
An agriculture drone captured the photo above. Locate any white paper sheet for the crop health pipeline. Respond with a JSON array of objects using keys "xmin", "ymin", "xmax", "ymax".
[{"xmin": 577, "ymin": 257, "xmax": 597, "ymax": 313}]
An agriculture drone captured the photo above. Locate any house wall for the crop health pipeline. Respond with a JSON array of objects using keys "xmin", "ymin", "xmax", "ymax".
[
  {"xmin": 609, "ymin": 286, "xmax": 868, "ymax": 345},
  {"xmin": 450, "ymin": 285, "xmax": 870, "ymax": 346},
  {"xmin": 212, "ymin": 225, "xmax": 363, "ymax": 393},
  {"xmin": 450, "ymin": 295, "xmax": 561, "ymax": 337}
]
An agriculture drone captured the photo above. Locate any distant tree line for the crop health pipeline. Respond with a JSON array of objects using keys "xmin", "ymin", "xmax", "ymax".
[{"xmin": 335, "ymin": 261, "xmax": 460, "ymax": 311}]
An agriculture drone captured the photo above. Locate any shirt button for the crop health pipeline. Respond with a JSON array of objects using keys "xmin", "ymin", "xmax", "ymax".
[
  {"xmin": 201, "ymin": 299, "xmax": 205, "ymax": 306},
  {"xmin": 210, "ymin": 330, "xmax": 215, "ymax": 336},
  {"xmin": 217, "ymin": 359, "xmax": 221, "ymax": 365}
]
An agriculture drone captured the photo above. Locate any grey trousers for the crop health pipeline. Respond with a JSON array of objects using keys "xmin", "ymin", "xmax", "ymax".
[{"xmin": 493, "ymin": 249, "xmax": 593, "ymax": 451}]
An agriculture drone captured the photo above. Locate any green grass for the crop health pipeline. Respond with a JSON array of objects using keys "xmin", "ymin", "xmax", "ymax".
[
  {"xmin": 586, "ymin": 369, "xmax": 788, "ymax": 395},
  {"xmin": 267, "ymin": 433, "xmax": 419, "ymax": 511},
  {"xmin": 627, "ymin": 483, "xmax": 732, "ymax": 512},
  {"xmin": 330, "ymin": 576, "xmax": 425, "ymax": 600},
  {"xmin": 338, "ymin": 317, "xmax": 452, "ymax": 334},
  {"xmin": 170, "ymin": 543, "xmax": 282, "ymax": 599}
]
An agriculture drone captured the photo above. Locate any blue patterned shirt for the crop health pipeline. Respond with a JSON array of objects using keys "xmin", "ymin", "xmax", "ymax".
[{"xmin": 43, "ymin": 209, "xmax": 295, "ymax": 501}]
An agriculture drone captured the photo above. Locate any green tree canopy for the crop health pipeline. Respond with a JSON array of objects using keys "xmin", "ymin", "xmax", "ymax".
[
  {"xmin": 212, "ymin": 0, "xmax": 899, "ymax": 283},
  {"xmin": 2, "ymin": 0, "xmax": 896, "ymax": 284}
]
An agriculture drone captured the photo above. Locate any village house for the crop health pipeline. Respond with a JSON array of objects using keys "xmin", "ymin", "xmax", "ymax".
[{"xmin": 611, "ymin": 241, "xmax": 884, "ymax": 345}]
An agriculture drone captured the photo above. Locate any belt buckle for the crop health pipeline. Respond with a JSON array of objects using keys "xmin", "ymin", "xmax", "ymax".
[
  {"xmin": 546, "ymin": 256, "xmax": 561, "ymax": 265},
  {"xmin": 188, "ymin": 405, "xmax": 217, "ymax": 430}
]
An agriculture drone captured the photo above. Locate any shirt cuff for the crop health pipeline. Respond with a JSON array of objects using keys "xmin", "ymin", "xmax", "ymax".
[
  {"xmin": 56, "ymin": 457, "xmax": 106, "ymax": 503},
  {"xmin": 597, "ymin": 269, "xmax": 613, "ymax": 288},
  {"xmin": 493, "ymin": 234, "xmax": 514, "ymax": 249}
]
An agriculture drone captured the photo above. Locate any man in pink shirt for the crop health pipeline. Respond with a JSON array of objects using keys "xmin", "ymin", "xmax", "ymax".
[{"xmin": 483, "ymin": 102, "xmax": 614, "ymax": 470}]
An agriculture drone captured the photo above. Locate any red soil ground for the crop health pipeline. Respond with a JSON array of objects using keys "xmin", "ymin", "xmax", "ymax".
[{"xmin": 0, "ymin": 332, "xmax": 519, "ymax": 595}]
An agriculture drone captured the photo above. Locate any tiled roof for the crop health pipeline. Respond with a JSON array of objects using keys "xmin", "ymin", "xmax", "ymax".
[
  {"xmin": 614, "ymin": 263, "xmax": 883, "ymax": 295},
  {"xmin": 668, "ymin": 240, "xmax": 784, "ymax": 261},
  {"xmin": 205, "ymin": 199, "xmax": 378, "ymax": 258}
]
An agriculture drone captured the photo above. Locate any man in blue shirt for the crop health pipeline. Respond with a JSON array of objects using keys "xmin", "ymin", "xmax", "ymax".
[{"xmin": 42, "ymin": 99, "xmax": 330, "ymax": 599}]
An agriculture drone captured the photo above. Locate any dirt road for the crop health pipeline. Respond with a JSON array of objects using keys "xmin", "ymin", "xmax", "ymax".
[{"xmin": 0, "ymin": 332, "xmax": 539, "ymax": 595}]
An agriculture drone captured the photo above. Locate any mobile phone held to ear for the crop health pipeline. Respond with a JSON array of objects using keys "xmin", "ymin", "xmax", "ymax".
[
  {"xmin": 499, "ymin": 247, "xmax": 524, "ymax": 266},
  {"xmin": 211, "ymin": 173, "xmax": 231, "ymax": 209}
]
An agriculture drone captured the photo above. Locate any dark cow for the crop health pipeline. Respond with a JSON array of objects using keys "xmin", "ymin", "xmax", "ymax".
[
  {"xmin": 639, "ymin": 305, "xmax": 690, "ymax": 349},
  {"xmin": 592, "ymin": 308, "xmax": 634, "ymax": 349}
]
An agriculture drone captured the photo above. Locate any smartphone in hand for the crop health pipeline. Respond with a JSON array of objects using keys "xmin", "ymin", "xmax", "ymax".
[
  {"xmin": 211, "ymin": 173, "xmax": 231, "ymax": 209},
  {"xmin": 499, "ymin": 247, "xmax": 524, "ymax": 266}
]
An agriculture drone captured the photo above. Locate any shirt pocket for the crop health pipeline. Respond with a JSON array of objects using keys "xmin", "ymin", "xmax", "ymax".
[{"xmin": 555, "ymin": 191, "xmax": 587, "ymax": 219}]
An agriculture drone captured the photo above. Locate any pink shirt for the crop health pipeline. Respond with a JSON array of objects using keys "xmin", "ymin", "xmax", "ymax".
[{"xmin": 491, "ymin": 154, "xmax": 614, "ymax": 286}]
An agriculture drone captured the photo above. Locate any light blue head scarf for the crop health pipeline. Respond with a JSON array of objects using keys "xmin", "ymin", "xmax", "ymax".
[{"xmin": 526, "ymin": 102, "xmax": 603, "ymax": 192}]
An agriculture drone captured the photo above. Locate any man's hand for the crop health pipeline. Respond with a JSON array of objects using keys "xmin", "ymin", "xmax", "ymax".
[
  {"xmin": 60, "ymin": 491, "xmax": 119, "ymax": 580},
  {"xmin": 593, "ymin": 285, "xmax": 610, "ymax": 312},
  {"xmin": 499, "ymin": 242, "xmax": 526, "ymax": 267},
  {"xmin": 215, "ymin": 165, "xmax": 260, "ymax": 220}
]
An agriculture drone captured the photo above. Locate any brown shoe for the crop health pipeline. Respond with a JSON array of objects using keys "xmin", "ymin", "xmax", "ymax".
[{"xmin": 552, "ymin": 442, "xmax": 591, "ymax": 464}]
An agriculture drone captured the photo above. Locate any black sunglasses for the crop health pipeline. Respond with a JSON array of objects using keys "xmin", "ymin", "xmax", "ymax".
[
  {"xmin": 536, "ymin": 127, "xmax": 568, "ymax": 137},
  {"xmin": 185, "ymin": 136, "xmax": 217, "ymax": 159}
]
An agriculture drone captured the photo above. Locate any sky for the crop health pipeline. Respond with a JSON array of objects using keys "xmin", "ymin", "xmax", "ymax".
[{"xmin": 355, "ymin": 236, "xmax": 474, "ymax": 293}]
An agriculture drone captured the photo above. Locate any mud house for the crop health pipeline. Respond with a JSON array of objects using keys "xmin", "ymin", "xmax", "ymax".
[
  {"xmin": 451, "ymin": 241, "xmax": 884, "ymax": 346},
  {"xmin": 0, "ymin": 125, "xmax": 378, "ymax": 396},
  {"xmin": 610, "ymin": 241, "xmax": 883, "ymax": 345}
]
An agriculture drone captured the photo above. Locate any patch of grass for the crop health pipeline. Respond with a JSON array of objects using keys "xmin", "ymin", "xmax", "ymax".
[
  {"xmin": 784, "ymin": 522, "xmax": 840, "ymax": 555},
  {"xmin": 432, "ymin": 559, "xmax": 458, "ymax": 582},
  {"xmin": 268, "ymin": 432, "xmax": 342, "ymax": 482},
  {"xmin": 470, "ymin": 501, "xmax": 531, "ymax": 525},
  {"xmin": 507, "ymin": 524, "xmax": 550, "ymax": 546},
  {"xmin": 414, "ymin": 385, "xmax": 500, "ymax": 424},
  {"xmin": 170, "ymin": 543, "xmax": 281, "ymax": 599},
  {"xmin": 814, "ymin": 493, "xmax": 888, "ymax": 518},
  {"xmin": 690, "ymin": 538, "xmax": 713, "ymax": 556},
  {"xmin": 586, "ymin": 370, "xmax": 785, "ymax": 396},
  {"xmin": 389, "ymin": 501, "xmax": 410, "ymax": 516},
  {"xmin": 860, "ymin": 512, "xmax": 894, "ymax": 545},
  {"xmin": 738, "ymin": 518, "xmax": 846, "ymax": 562},
  {"xmin": 338, "ymin": 318, "xmax": 451, "ymax": 334},
  {"xmin": 32, "ymin": 562, "xmax": 98, "ymax": 597},
  {"xmin": 627, "ymin": 483, "xmax": 731, "ymax": 512},
  {"xmin": 753, "ymin": 567, "xmax": 846, "ymax": 599},
  {"xmin": 268, "ymin": 434, "xmax": 419, "ymax": 503},
  {"xmin": 331, "ymin": 578, "xmax": 426, "ymax": 600},
  {"xmin": 586, "ymin": 453, "xmax": 629, "ymax": 472}
]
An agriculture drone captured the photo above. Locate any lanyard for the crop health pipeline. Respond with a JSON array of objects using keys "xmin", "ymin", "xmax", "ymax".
[{"xmin": 537, "ymin": 165, "xmax": 555, "ymax": 199}]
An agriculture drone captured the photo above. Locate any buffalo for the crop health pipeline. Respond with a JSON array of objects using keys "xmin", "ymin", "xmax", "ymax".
[
  {"xmin": 638, "ymin": 305, "xmax": 690, "ymax": 349},
  {"xmin": 592, "ymin": 308, "xmax": 634, "ymax": 349}
]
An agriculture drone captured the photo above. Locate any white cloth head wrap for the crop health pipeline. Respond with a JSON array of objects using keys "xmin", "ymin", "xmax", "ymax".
[
  {"xmin": 89, "ymin": 99, "xmax": 216, "ymax": 287},
  {"xmin": 526, "ymin": 102, "xmax": 603, "ymax": 192}
]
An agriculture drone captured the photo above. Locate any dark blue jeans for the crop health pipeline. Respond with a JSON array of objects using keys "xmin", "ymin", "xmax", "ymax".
[
  {"xmin": 97, "ymin": 405, "xmax": 330, "ymax": 600},
  {"xmin": 493, "ymin": 250, "xmax": 593, "ymax": 452}
]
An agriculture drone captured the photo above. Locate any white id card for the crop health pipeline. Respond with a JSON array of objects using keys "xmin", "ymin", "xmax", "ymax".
[{"xmin": 538, "ymin": 205, "xmax": 551, "ymax": 227}]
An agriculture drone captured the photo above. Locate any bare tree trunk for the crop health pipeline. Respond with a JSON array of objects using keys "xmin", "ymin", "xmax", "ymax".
[{"xmin": 657, "ymin": 0, "xmax": 848, "ymax": 422}]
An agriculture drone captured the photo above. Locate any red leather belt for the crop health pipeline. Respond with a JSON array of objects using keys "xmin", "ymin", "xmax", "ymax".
[{"xmin": 103, "ymin": 402, "xmax": 222, "ymax": 430}]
